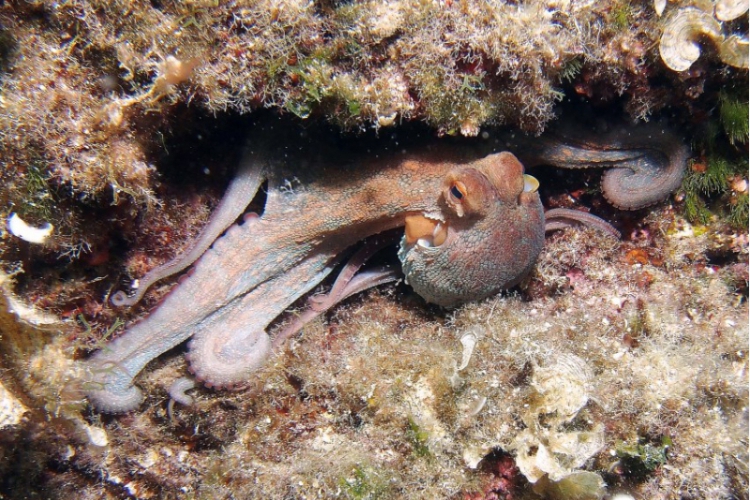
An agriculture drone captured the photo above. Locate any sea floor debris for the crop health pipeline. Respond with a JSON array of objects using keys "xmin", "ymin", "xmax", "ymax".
[{"xmin": 0, "ymin": 203, "xmax": 746, "ymax": 499}]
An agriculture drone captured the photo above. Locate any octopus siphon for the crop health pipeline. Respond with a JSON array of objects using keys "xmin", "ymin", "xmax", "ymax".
[{"xmin": 83, "ymin": 121, "xmax": 688, "ymax": 413}]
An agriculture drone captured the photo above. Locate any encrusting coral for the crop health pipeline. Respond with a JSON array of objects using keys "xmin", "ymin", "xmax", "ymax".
[{"xmin": 0, "ymin": 0, "xmax": 745, "ymax": 212}]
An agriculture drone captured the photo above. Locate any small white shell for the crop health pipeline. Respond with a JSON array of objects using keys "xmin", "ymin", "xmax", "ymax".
[
  {"xmin": 458, "ymin": 329, "xmax": 478, "ymax": 371},
  {"xmin": 659, "ymin": 6, "xmax": 748, "ymax": 71},
  {"xmin": 653, "ymin": 0, "xmax": 666, "ymax": 17},
  {"xmin": 377, "ymin": 112, "xmax": 397, "ymax": 127},
  {"xmin": 715, "ymin": 0, "xmax": 749, "ymax": 21},
  {"xmin": 659, "ymin": 8, "xmax": 722, "ymax": 72},
  {"xmin": 7, "ymin": 212, "xmax": 53, "ymax": 244}
]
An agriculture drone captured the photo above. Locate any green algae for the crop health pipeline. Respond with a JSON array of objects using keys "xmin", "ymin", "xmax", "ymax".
[
  {"xmin": 719, "ymin": 91, "xmax": 749, "ymax": 146},
  {"xmin": 406, "ymin": 417, "xmax": 431, "ymax": 459},
  {"xmin": 616, "ymin": 436, "xmax": 672, "ymax": 477},
  {"xmin": 339, "ymin": 465, "xmax": 388, "ymax": 500}
]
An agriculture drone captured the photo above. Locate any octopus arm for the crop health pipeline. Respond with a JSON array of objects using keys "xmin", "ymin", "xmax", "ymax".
[
  {"xmin": 273, "ymin": 235, "xmax": 403, "ymax": 350},
  {"xmin": 185, "ymin": 250, "xmax": 340, "ymax": 388},
  {"xmin": 544, "ymin": 208, "xmax": 620, "ymax": 238},
  {"xmin": 508, "ymin": 123, "xmax": 689, "ymax": 210},
  {"xmin": 112, "ymin": 148, "xmax": 267, "ymax": 307}
]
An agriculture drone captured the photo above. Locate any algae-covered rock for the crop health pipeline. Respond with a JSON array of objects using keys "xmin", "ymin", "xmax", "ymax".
[
  {"xmin": 509, "ymin": 354, "xmax": 605, "ymax": 487},
  {"xmin": 0, "ymin": 1, "xmax": 746, "ymax": 498}
]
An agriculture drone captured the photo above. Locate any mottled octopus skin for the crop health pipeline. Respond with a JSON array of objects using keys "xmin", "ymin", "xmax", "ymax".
[
  {"xmin": 86, "ymin": 145, "xmax": 539, "ymax": 412},
  {"xmin": 505, "ymin": 122, "xmax": 689, "ymax": 210},
  {"xmin": 84, "ymin": 124, "xmax": 688, "ymax": 413},
  {"xmin": 399, "ymin": 153, "xmax": 544, "ymax": 307}
]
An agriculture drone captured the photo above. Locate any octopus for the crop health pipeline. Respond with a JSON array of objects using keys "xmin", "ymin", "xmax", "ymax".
[{"xmin": 83, "ymin": 121, "xmax": 688, "ymax": 413}]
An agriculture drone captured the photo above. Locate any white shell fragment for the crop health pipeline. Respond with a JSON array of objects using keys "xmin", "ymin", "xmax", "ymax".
[
  {"xmin": 458, "ymin": 329, "xmax": 479, "ymax": 371},
  {"xmin": 660, "ymin": 8, "xmax": 722, "ymax": 72},
  {"xmin": 654, "ymin": 0, "xmax": 667, "ymax": 17},
  {"xmin": 715, "ymin": 0, "xmax": 749, "ymax": 21},
  {"xmin": 512, "ymin": 426, "xmax": 605, "ymax": 484},
  {"xmin": 82, "ymin": 423, "xmax": 109, "ymax": 447},
  {"xmin": 0, "ymin": 381, "xmax": 26, "ymax": 429},
  {"xmin": 531, "ymin": 353, "xmax": 592, "ymax": 419},
  {"xmin": 7, "ymin": 212, "xmax": 53, "ymax": 244},
  {"xmin": 463, "ymin": 447, "xmax": 485, "ymax": 469},
  {"xmin": 466, "ymin": 396, "xmax": 487, "ymax": 417}
]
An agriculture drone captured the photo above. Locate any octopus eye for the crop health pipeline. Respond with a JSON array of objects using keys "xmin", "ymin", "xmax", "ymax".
[{"xmin": 449, "ymin": 181, "xmax": 467, "ymax": 202}]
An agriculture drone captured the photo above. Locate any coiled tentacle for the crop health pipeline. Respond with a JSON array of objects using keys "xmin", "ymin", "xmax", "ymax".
[{"xmin": 507, "ymin": 123, "xmax": 689, "ymax": 210}]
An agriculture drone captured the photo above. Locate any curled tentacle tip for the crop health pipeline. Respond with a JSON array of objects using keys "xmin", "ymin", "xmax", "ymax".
[
  {"xmin": 86, "ymin": 385, "xmax": 144, "ymax": 414},
  {"xmin": 184, "ymin": 348, "xmax": 196, "ymax": 366},
  {"xmin": 168, "ymin": 377, "xmax": 197, "ymax": 407},
  {"xmin": 544, "ymin": 208, "xmax": 621, "ymax": 239},
  {"xmin": 111, "ymin": 290, "xmax": 133, "ymax": 307}
]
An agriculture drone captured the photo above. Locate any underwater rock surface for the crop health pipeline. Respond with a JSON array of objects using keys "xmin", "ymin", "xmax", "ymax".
[
  {"xmin": 1, "ymin": 198, "xmax": 748, "ymax": 498},
  {"xmin": 0, "ymin": 0, "xmax": 747, "ymax": 498}
]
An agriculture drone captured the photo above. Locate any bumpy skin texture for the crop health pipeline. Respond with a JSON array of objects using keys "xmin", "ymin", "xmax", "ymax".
[
  {"xmin": 506, "ymin": 122, "xmax": 689, "ymax": 210},
  {"xmin": 399, "ymin": 153, "xmax": 544, "ymax": 307},
  {"xmin": 84, "ymin": 124, "xmax": 688, "ymax": 413},
  {"xmin": 86, "ymin": 142, "xmax": 526, "ymax": 412}
]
